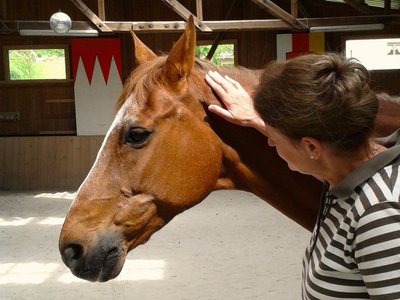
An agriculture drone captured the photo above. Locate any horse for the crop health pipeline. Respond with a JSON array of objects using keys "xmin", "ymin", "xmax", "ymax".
[{"xmin": 59, "ymin": 16, "xmax": 400, "ymax": 282}]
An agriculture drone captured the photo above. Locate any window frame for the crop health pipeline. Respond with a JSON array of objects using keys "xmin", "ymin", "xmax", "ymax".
[
  {"xmin": 195, "ymin": 39, "xmax": 238, "ymax": 67},
  {"xmin": 3, "ymin": 44, "xmax": 71, "ymax": 82},
  {"xmin": 342, "ymin": 34, "xmax": 400, "ymax": 71}
]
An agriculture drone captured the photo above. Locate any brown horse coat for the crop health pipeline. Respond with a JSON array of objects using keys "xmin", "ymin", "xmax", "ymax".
[{"xmin": 59, "ymin": 16, "xmax": 400, "ymax": 282}]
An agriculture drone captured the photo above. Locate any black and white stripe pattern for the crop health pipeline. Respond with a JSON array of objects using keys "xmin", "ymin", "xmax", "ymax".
[{"xmin": 302, "ymin": 132, "xmax": 400, "ymax": 299}]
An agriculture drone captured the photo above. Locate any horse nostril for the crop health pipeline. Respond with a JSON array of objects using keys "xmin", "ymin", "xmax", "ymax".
[{"xmin": 62, "ymin": 244, "xmax": 84, "ymax": 268}]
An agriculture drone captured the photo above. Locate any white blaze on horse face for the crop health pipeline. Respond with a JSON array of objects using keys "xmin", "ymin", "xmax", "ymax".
[{"xmin": 74, "ymin": 95, "xmax": 138, "ymax": 198}]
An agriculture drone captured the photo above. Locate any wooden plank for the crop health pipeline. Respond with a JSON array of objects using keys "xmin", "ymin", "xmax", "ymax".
[
  {"xmin": 6, "ymin": 14, "xmax": 400, "ymax": 33},
  {"xmin": 0, "ymin": 0, "xmax": 6, "ymax": 19},
  {"xmin": 251, "ymin": 0, "xmax": 308, "ymax": 30},
  {"xmin": 13, "ymin": 137, "xmax": 22, "ymax": 190},
  {"xmin": 29, "ymin": 137, "xmax": 40, "ymax": 189},
  {"xmin": 298, "ymin": 1, "xmax": 310, "ymax": 18},
  {"xmin": 104, "ymin": 14, "xmax": 400, "ymax": 32},
  {"xmin": 78, "ymin": 136, "xmax": 91, "ymax": 185},
  {"xmin": 384, "ymin": 0, "xmax": 391, "ymax": 14},
  {"xmin": 39, "ymin": 137, "xmax": 50, "ymax": 189},
  {"xmin": 98, "ymin": 0, "xmax": 106, "ymax": 21},
  {"xmin": 71, "ymin": 136, "xmax": 82, "ymax": 188},
  {"xmin": 0, "ymin": 136, "xmax": 104, "ymax": 190},
  {"xmin": 108, "ymin": 19, "xmax": 290, "ymax": 32},
  {"xmin": 162, "ymin": 0, "xmax": 212, "ymax": 31},
  {"xmin": 65, "ymin": 137, "xmax": 75, "ymax": 188},
  {"xmin": 291, "ymin": 0, "xmax": 298, "ymax": 18},
  {"xmin": 206, "ymin": 0, "xmax": 240, "ymax": 61},
  {"xmin": 69, "ymin": 0, "xmax": 112, "ymax": 32},
  {"xmin": 45, "ymin": 98, "xmax": 74, "ymax": 104},
  {"xmin": 0, "ymin": 138, "xmax": 9, "ymax": 189},
  {"xmin": 196, "ymin": 0, "xmax": 203, "ymax": 20},
  {"xmin": 344, "ymin": 0, "xmax": 374, "ymax": 14}
]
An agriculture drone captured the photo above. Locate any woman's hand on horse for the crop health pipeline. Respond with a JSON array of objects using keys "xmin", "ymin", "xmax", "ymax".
[{"xmin": 205, "ymin": 70, "xmax": 265, "ymax": 131}]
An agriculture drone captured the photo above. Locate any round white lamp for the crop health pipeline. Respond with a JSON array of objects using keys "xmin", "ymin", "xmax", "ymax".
[{"xmin": 50, "ymin": 12, "xmax": 72, "ymax": 34}]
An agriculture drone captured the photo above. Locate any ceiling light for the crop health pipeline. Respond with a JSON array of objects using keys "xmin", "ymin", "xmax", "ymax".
[
  {"xmin": 19, "ymin": 29, "xmax": 98, "ymax": 36},
  {"xmin": 310, "ymin": 23, "xmax": 384, "ymax": 32},
  {"xmin": 50, "ymin": 11, "xmax": 72, "ymax": 34}
]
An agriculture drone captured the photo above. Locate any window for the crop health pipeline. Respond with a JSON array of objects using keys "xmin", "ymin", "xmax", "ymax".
[
  {"xmin": 4, "ymin": 45, "xmax": 70, "ymax": 80},
  {"xmin": 195, "ymin": 41, "xmax": 237, "ymax": 67},
  {"xmin": 326, "ymin": 0, "xmax": 399, "ymax": 9},
  {"xmin": 345, "ymin": 38, "xmax": 400, "ymax": 70}
]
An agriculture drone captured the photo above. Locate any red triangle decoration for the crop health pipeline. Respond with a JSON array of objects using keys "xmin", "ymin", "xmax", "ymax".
[{"xmin": 71, "ymin": 38, "xmax": 122, "ymax": 84}]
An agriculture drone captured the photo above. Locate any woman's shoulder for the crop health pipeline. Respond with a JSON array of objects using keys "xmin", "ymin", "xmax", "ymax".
[
  {"xmin": 350, "ymin": 165, "xmax": 400, "ymax": 224},
  {"xmin": 338, "ymin": 163, "xmax": 400, "ymax": 223},
  {"xmin": 361, "ymin": 162, "xmax": 400, "ymax": 204}
]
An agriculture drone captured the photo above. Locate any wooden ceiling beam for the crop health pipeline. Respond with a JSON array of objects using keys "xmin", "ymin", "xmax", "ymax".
[
  {"xmin": 98, "ymin": 0, "xmax": 105, "ymax": 21},
  {"xmin": 343, "ymin": 0, "xmax": 374, "ymax": 14},
  {"xmin": 101, "ymin": 14, "xmax": 399, "ymax": 32},
  {"xmin": 251, "ymin": 0, "xmax": 308, "ymax": 30},
  {"xmin": 291, "ymin": 0, "xmax": 298, "ymax": 18},
  {"xmin": 206, "ymin": 0, "xmax": 240, "ymax": 61},
  {"xmin": 6, "ymin": 15, "xmax": 399, "ymax": 34},
  {"xmin": 162, "ymin": 0, "xmax": 212, "ymax": 31},
  {"xmin": 384, "ymin": 0, "xmax": 391, "ymax": 14},
  {"xmin": 0, "ymin": 0, "xmax": 6, "ymax": 20},
  {"xmin": 196, "ymin": 0, "xmax": 203, "ymax": 20},
  {"xmin": 298, "ymin": 0, "xmax": 311, "ymax": 18},
  {"xmin": 70, "ymin": 0, "xmax": 112, "ymax": 32}
]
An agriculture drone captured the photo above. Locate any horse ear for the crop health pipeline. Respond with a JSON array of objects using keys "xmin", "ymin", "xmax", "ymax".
[
  {"xmin": 130, "ymin": 31, "xmax": 157, "ymax": 65},
  {"xmin": 163, "ymin": 15, "xmax": 196, "ymax": 82}
]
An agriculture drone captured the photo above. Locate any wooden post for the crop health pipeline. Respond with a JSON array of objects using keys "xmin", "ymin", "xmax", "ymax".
[
  {"xmin": 98, "ymin": 0, "xmax": 106, "ymax": 21},
  {"xmin": 384, "ymin": 0, "xmax": 391, "ymax": 14},
  {"xmin": 291, "ymin": 0, "xmax": 298, "ymax": 18},
  {"xmin": 70, "ymin": 0, "xmax": 112, "ymax": 32},
  {"xmin": 196, "ymin": 0, "xmax": 203, "ymax": 20},
  {"xmin": 251, "ymin": 0, "xmax": 308, "ymax": 30},
  {"xmin": 162, "ymin": 0, "xmax": 212, "ymax": 31}
]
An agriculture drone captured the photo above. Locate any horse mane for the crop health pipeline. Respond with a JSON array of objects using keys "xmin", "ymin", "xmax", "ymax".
[
  {"xmin": 115, "ymin": 56, "xmax": 167, "ymax": 111},
  {"xmin": 115, "ymin": 55, "xmax": 260, "ymax": 111},
  {"xmin": 376, "ymin": 92, "xmax": 400, "ymax": 104}
]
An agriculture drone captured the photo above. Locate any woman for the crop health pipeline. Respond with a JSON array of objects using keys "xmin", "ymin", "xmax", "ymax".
[{"xmin": 205, "ymin": 53, "xmax": 400, "ymax": 299}]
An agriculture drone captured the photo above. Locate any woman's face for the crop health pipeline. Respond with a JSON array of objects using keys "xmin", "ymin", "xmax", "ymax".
[{"xmin": 263, "ymin": 124, "xmax": 312, "ymax": 175}]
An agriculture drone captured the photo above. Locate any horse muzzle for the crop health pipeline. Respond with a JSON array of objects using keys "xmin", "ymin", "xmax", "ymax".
[{"xmin": 59, "ymin": 233, "xmax": 126, "ymax": 282}]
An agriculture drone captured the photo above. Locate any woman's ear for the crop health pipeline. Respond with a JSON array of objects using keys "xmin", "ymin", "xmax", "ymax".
[{"xmin": 300, "ymin": 137, "xmax": 321, "ymax": 160}]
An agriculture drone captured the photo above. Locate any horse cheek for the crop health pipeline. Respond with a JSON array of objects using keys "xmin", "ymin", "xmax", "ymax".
[
  {"xmin": 168, "ymin": 127, "xmax": 222, "ymax": 206},
  {"xmin": 139, "ymin": 125, "xmax": 221, "ymax": 210}
]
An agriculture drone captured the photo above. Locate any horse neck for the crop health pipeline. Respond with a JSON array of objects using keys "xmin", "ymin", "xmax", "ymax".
[
  {"xmin": 202, "ymin": 71, "xmax": 400, "ymax": 231},
  {"xmin": 203, "ymin": 67, "xmax": 321, "ymax": 231},
  {"xmin": 374, "ymin": 94, "xmax": 400, "ymax": 137}
]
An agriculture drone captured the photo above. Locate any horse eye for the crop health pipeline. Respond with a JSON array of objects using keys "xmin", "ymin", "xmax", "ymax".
[{"xmin": 124, "ymin": 127, "xmax": 151, "ymax": 148}]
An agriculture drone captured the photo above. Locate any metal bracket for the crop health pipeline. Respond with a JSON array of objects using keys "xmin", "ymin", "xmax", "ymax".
[
  {"xmin": 69, "ymin": 0, "xmax": 112, "ymax": 32},
  {"xmin": 162, "ymin": 0, "xmax": 212, "ymax": 31}
]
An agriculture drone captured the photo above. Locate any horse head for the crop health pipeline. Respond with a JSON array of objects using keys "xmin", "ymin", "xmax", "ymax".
[{"xmin": 59, "ymin": 16, "xmax": 230, "ymax": 282}]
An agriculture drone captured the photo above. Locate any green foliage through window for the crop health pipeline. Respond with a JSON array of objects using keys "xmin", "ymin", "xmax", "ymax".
[
  {"xmin": 8, "ymin": 49, "xmax": 66, "ymax": 80},
  {"xmin": 195, "ymin": 44, "xmax": 235, "ymax": 67}
]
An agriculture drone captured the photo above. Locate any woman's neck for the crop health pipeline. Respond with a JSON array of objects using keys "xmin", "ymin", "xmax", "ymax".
[{"xmin": 320, "ymin": 141, "xmax": 387, "ymax": 188}]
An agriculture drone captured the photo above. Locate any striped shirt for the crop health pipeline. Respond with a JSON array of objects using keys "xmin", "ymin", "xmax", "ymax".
[{"xmin": 302, "ymin": 129, "xmax": 400, "ymax": 299}]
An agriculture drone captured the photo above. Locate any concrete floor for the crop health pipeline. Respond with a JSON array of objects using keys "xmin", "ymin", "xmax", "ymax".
[{"xmin": 0, "ymin": 190, "xmax": 310, "ymax": 300}]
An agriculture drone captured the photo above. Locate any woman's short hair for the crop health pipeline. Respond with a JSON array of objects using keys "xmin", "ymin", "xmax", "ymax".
[{"xmin": 253, "ymin": 53, "xmax": 378, "ymax": 153}]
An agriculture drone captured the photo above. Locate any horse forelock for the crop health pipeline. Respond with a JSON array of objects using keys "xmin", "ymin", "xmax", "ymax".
[{"xmin": 115, "ymin": 56, "xmax": 168, "ymax": 111}]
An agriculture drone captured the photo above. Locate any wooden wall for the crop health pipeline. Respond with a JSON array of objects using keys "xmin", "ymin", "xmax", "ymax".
[
  {"xmin": 0, "ymin": 136, "xmax": 103, "ymax": 190},
  {"xmin": 1, "ymin": 0, "xmax": 400, "ymax": 190},
  {"xmin": 0, "ymin": 81, "xmax": 76, "ymax": 136}
]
